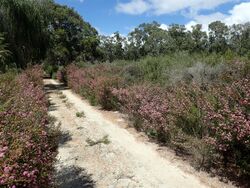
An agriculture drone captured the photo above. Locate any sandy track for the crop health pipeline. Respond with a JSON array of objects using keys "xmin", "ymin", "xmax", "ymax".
[{"xmin": 44, "ymin": 79, "xmax": 233, "ymax": 188}]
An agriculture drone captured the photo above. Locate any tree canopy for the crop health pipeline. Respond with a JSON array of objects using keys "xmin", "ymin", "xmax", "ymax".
[
  {"xmin": 0, "ymin": 0, "xmax": 99, "ymax": 72},
  {"xmin": 99, "ymin": 21, "xmax": 250, "ymax": 62},
  {"xmin": 0, "ymin": 0, "xmax": 249, "ymax": 71}
]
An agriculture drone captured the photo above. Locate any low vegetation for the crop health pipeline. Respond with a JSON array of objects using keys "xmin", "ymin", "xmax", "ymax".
[
  {"xmin": 86, "ymin": 135, "xmax": 111, "ymax": 146},
  {"xmin": 0, "ymin": 0, "xmax": 249, "ymax": 186},
  {"xmin": 59, "ymin": 94, "xmax": 66, "ymax": 99},
  {"xmin": 76, "ymin": 111, "xmax": 85, "ymax": 118},
  {"xmin": 60, "ymin": 55, "xmax": 250, "ymax": 181},
  {"xmin": 0, "ymin": 66, "xmax": 59, "ymax": 187}
]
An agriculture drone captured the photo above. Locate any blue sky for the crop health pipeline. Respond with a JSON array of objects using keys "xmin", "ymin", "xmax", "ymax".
[{"xmin": 55, "ymin": 0, "xmax": 250, "ymax": 35}]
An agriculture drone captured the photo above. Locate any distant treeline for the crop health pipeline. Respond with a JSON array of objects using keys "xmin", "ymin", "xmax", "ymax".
[
  {"xmin": 100, "ymin": 21, "xmax": 250, "ymax": 62},
  {"xmin": 0, "ymin": 0, "xmax": 250, "ymax": 73}
]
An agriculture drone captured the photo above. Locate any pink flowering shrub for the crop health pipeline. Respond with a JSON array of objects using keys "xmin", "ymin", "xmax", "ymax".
[
  {"xmin": 112, "ymin": 85, "xmax": 171, "ymax": 141},
  {"xmin": 167, "ymin": 77, "xmax": 250, "ymax": 173},
  {"xmin": 169, "ymin": 77, "xmax": 250, "ymax": 173},
  {"xmin": 64, "ymin": 62, "xmax": 250, "ymax": 175},
  {"xmin": 92, "ymin": 75, "xmax": 123, "ymax": 110},
  {"xmin": 24, "ymin": 65, "xmax": 44, "ymax": 87},
  {"xmin": 0, "ymin": 66, "xmax": 58, "ymax": 187},
  {"xmin": 169, "ymin": 83, "xmax": 210, "ymax": 138},
  {"xmin": 66, "ymin": 64, "xmax": 123, "ymax": 109},
  {"xmin": 204, "ymin": 78, "xmax": 250, "ymax": 173}
]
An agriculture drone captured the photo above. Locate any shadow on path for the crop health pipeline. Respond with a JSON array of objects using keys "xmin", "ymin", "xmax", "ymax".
[
  {"xmin": 44, "ymin": 80, "xmax": 95, "ymax": 188},
  {"xmin": 59, "ymin": 131, "xmax": 72, "ymax": 146},
  {"xmin": 44, "ymin": 81, "xmax": 69, "ymax": 94},
  {"xmin": 44, "ymin": 81, "xmax": 69, "ymax": 112},
  {"xmin": 55, "ymin": 166, "xmax": 95, "ymax": 188}
]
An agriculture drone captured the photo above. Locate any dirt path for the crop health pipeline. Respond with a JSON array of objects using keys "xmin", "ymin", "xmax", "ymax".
[{"xmin": 44, "ymin": 79, "xmax": 234, "ymax": 188}]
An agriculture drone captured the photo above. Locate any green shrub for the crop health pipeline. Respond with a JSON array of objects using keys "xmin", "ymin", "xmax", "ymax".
[{"xmin": 76, "ymin": 111, "xmax": 85, "ymax": 118}]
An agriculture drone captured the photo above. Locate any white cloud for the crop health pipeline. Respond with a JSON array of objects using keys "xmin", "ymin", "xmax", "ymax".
[
  {"xmin": 185, "ymin": 21, "xmax": 197, "ymax": 31},
  {"xmin": 186, "ymin": 12, "xmax": 227, "ymax": 31},
  {"xmin": 116, "ymin": 1, "xmax": 250, "ymax": 34},
  {"xmin": 116, "ymin": 0, "xmax": 150, "ymax": 15},
  {"xmin": 186, "ymin": 2, "xmax": 250, "ymax": 32},
  {"xmin": 224, "ymin": 2, "xmax": 250, "ymax": 24},
  {"xmin": 159, "ymin": 23, "xmax": 168, "ymax": 30},
  {"xmin": 194, "ymin": 13, "xmax": 228, "ymax": 24},
  {"xmin": 149, "ymin": 0, "xmax": 233, "ymax": 15},
  {"xmin": 116, "ymin": 0, "xmax": 234, "ymax": 15}
]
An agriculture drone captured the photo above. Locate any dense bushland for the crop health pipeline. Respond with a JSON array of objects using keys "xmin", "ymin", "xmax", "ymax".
[
  {"xmin": 0, "ymin": 66, "xmax": 59, "ymax": 187},
  {"xmin": 59, "ymin": 55, "xmax": 250, "ymax": 180},
  {"xmin": 1, "ymin": 0, "xmax": 249, "ymax": 185}
]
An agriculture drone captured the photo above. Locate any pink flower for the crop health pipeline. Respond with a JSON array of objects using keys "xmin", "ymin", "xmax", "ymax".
[{"xmin": 4, "ymin": 166, "xmax": 12, "ymax": 174}]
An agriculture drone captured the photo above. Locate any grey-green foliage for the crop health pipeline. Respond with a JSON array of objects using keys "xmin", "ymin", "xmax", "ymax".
[
  {"xmin": 208, "ymin": 21, "xmax": 229, "ymax": 53},
  {"xmin": 190, "ymin": 24, "xmax": 208, "ymax": 53},
  {"xmin": 168, "ymin": 24, "xmax": 191, "ymax": 51},
  {"xmin": 99, "ymin": 32, "xmax": 125, "ymax": 62},
  {"xmin": 130, "ymin": 22, "xmax": 176, "ymax": 56},
  {"xmin": 168, "ymin": 62, "xmax": 227, "ymax": 85},
  {"xmin": 115, "ymin": 52, "xmax": 235, "ymax": 86},
  {"xmin": 100, "ymin": 21, "xmax": 250, "ymax": 62},
  {"xmin": 229, "ymin": 23, "xmax": 250, "ymax": 56},
  {"xmin": 86, "ymin": 135, "xmax": 110, "ymax": 146},
  {"xmin": 147, "ymin": 24, "xmax": 175, "ymax": 55}
]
